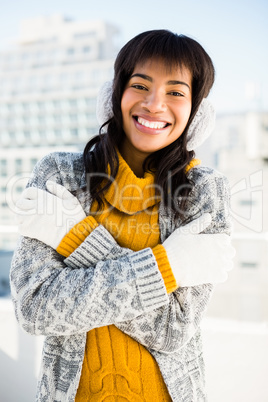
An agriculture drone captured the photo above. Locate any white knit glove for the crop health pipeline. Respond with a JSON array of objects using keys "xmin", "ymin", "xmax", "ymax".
[
  {"xmin": 15, "ymin": 181, "xmax": 86, "ymax": 249},
  {"xmin": 163, "ymin": 213, "xmax": 235, "ymax": 287}
]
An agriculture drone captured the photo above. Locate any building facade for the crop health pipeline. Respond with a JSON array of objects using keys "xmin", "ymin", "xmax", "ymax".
[
  {"xmin": 0, "ymin": 16, "xmax": 119, "ymax": 249},
  {"xmin": 203, "ymin": 110, "xmax": 268, "ymax": 322}
]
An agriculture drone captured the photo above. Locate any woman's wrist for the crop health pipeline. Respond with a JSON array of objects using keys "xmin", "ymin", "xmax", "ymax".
[
  {"xmin": 56, "ymin": 216, "xmax": 99, "ymax": 257},
  {"xmin": 152, "ymin": 244, "xmax": 178, "ymax": 293}
]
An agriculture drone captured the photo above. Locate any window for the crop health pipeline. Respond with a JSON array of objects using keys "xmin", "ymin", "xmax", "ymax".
[
  {"xmin": 70, "ymin": 114, "xmax": 77, "ymax": 122},
  {"xmin": 69, "ymin": 99, "xmax": 77, "ymax": 108},
  {"xmin": 240, "ymin": 199, "xmax": 256, "ymax": 206},
  {"xmin": 92, "ymin": 69, "xmax": 101, "ymax": 81},
  {"xmin": 241, "ymin": 262, "xmax": 258, "ymax": 269},
  {"xmin": 74, "ymin": 32, "xmax": 96, "ymax": 39},
  {"xmin": 31, "ymin": 131, "xmax": 40, "ymax": 143},
  {"xmin": 85, "ymin": 98, "xmax": 95, "ymax": 107},
  {"xmin": 0, "ymin": 160, "xmax": 7, "ymax": 176},
  {"xmin": 15, "ymin": 158, "xmax": 22, "ymax": 166},
  {"xmin": 14, "ymin": 103, "xmax": 24, "ymax": 113},
  {"xmin": 38, "ymin": 101, "xmax": 45, "ymax": 110},
  {"xmin": 39, "ymin": 130, "xmax": 46, "ymax": 138},
  {"xmin": 22, "ymin": 103, "xmax": 29, "ymax": 111},
  {"xmin": 35, "ymin": 51, "xmax": 45, "ymax": 61},
  {"xmin": 86, "ymin": 112, "xmax": 94, "ymax": 120},
  {"xmin": 15, "ymin": 159, "xmax": 22, "ymax": 173},
  {"xmin": 23, "ymin": 131, "xmax": 31, "ymax": 139},
  {"xmin": 83, "ymin": 46, "xmax": 91, "ymax": 53},
  {"xmin": 54, "ymin": 129, "xmax": 62, "ymax": 138},
  {"xmin": 73, "ymin": 71, "xmax": 85, "ymax": 84},
  {"xmin": 31, "ymin": 158, "xmax": 38, "ymax": 168},
  {"xmin": 45, "ymin": 101, "xmax": 54, "ymax": 111},
  {"xmin": 38, "ymin": 116, "xmax": 45, "ymax": 125},
  {"xmin": 16, "ymin": 186, "xmax": 24, "ymax": 193},
  {"xmin": 0, "ymin": 277, "xmax": 10, "ymax": 296},
  {"xmin": 6, "ymin": 117, "xmax": 14, "ymax": 127},
  {"xmin": 29, "ymin": 102, "xmax": 39, "ymax": 113},
  {"xmin": 0, "ymin": 169, "xmax": 7, "ymax": 177},
  {"xmin": 23, "ymin": 116, "xmax": 30, "ymax": 125},
  {"xmin": 53, "ymin": 100, "xmax": 61, "ymax": 109},
  {"xmin": 67, "ymin": 48, "xmax": 75, "ymax": 55},
  {"xmin": 21, "ymin": 52, "xmax": 29, "ymax": 61},
  {"xmin": 8, "ymin": 131, "xmax": 16, "ymax": 141},
  {"xmin": 60, "ymin": 73, "xmax": 68, "ymax": 82},
  {"xmin": 86, "ymin": 127, "xmax": 97, "ymax": 136},
  {"xmin": 54, "ymin": 115, "xmax": 61, "ymax": 123}
]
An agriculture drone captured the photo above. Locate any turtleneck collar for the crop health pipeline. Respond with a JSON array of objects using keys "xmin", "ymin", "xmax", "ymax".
[
  {"xmin": 103, "ymin": 150, "xmax": 201, "ymax": 215},
  {"xmin": 104, "ymin": 151, "xmax": 160, "ymax": 215}
]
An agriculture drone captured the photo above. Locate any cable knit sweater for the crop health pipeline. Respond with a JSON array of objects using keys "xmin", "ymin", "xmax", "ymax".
[
  {"xmin": 10, "ymin": 151, "xmax": 231, "ymax": 402},
  {"xmin": 60, "ymin": 152, "xmax": 175, "ymax": 400}
]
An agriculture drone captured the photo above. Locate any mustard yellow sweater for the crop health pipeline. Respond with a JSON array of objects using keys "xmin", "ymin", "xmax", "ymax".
[{"xmin": 56, "ymin": 152, "xmax": 200, "ymax": 401}]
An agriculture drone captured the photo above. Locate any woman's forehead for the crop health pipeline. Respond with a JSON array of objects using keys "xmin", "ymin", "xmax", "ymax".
[{"xmin": 131, "ymin": 58, "xmax": 192, "ymax": 80}]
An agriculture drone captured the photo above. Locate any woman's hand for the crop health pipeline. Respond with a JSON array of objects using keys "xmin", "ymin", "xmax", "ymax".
[
  {"xmin": 15, "ymin": 181, "xmax": 86, "ymax": 249},
  {"xmin": 163, "ymin": 213, "xmax": 236, "ymax": 287}
]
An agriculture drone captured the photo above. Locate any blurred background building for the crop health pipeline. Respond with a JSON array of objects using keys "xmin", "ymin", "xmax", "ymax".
[
  {"xmin": 197, "ymin": 110, "xmax": 268, "ymax": 323},
  {"xmin": 0, "ymin": 15, "xmax": 118, "ymax": 249},
  {"xmin": 0, "ymin": 11, "xmax": 268, "ymax": 402}
]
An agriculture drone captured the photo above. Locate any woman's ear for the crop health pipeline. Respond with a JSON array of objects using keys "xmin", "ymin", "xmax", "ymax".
[{"xmin": 96, "ymin": 80, "xmax": 113, "ymax": 129}]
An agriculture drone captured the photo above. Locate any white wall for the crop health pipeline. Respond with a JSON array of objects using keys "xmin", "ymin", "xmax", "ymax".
[{"xmin": 0, "ymin": 299, "xmax": 43, "ymax": 402}]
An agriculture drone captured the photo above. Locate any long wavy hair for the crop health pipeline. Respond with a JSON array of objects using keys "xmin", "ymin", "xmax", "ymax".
[{"xmin": 83, "ymin": 30, "xmax": 215, "ymax": 220}]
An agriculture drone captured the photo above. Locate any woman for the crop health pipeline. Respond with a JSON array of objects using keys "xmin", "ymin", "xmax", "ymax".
[{"xmin": 11, "ymin": 30, "xmax": 235, "ymax": 401}]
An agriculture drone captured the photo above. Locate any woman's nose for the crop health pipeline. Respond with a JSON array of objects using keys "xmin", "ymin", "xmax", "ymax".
[{"xmin": 141, "ymin": 90, "xmax": 167, "ymax": 113}]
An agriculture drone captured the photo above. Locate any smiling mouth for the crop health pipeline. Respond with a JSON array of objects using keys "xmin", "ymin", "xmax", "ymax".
[{"xmin": 134, "ymin": 116, "xmax": 170, "ymax": 129}]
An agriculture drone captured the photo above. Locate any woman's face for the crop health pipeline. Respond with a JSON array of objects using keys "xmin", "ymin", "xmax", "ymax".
[{"xmin": 120, "ymin": 58, "xmax": 192, "ymax": 160}]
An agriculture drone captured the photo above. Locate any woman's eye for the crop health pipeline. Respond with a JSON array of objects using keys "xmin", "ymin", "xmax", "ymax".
[
  {"xmin": 169, "ymin": 91, "xmax": 183, "ymax": 97},
  {"xmin": 132, "ymin": 84, "xmax": 147, "ymax": 90}
]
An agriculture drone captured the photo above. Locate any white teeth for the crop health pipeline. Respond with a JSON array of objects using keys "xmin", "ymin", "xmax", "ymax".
[{"xmin": 137, "ymin": 117, "xmax": 167, "ymax": 129}]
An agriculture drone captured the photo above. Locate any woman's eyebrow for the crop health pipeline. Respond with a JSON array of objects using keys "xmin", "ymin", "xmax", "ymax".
[
  {"xmin": 130, "ymin": 73, "xmax": 152, "ymax": 82},
  {"xmin": 130, "ymin": 74, "xmax": 190, "ymax": 90},
  {"xmin": 167, "ymin": 80, "xmax": 191, "ymax": 90}
]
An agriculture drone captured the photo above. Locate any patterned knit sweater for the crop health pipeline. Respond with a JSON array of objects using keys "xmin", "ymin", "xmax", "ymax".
[
  {"xmin": 57, "ymin": 152, "xmax": 179, "ymax": 400},
  {"xmin": 10, "ymin": 151, "xmax": 231, "ymax": 402}
]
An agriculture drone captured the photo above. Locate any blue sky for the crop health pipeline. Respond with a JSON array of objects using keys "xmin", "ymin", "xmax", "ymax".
[{"xmin": 0, "ymin": 0, "xmax": 267, "ymax": 114}]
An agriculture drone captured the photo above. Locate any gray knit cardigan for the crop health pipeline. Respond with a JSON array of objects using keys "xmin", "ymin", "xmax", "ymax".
[{"xmin": 10, "ymin": 152, "xmax": 231, "ymax": 402}]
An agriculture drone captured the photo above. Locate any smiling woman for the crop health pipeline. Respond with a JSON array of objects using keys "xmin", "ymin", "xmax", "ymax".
[
  {"xmin": 86, "ymin": 30, "xmax": 215, "ymax": 211},
  {"xmin": 11, "ymin": 29, "xmax": 235, "ymax": 402}
]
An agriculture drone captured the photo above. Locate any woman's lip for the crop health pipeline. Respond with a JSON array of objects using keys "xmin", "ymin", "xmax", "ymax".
[{"xmin": 132, "ymin": 116, "xmax": 170, "ymax": 135}]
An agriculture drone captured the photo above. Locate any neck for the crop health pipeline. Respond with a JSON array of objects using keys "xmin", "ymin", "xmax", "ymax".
[{"xmin": 119, "ymin": 140, "xmax": 149, "ymax": 178}]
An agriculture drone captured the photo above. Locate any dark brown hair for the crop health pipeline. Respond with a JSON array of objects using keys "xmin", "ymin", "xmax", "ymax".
[{"xmin": 83, "ymin": 30, "xmax": 215, "ymax": 219}]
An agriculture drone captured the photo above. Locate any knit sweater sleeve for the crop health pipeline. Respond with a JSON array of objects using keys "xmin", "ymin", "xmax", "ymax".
[
  {"xmin": 53, "ymin": 158, "xmax": 201, "ymax": 292},
  {"xmin": 10, "ymin": 153, "xmax": 169, "ymax": 337},
  {"xmin": 56, "ymin": 218, "xmax": 177, "ymax": 293},
  {"xmin": 59, "ymin": 166, "xmax": 231, "ymax": 353},
  {"xmin": 52, "ymin": 162, "xmax": 231, "ymax": 354},
  {"xmin": 54, "ymin": 158, "xmax": 201, "ymax": 292},
  {"xmin": 10, "ymin": 152, "xmax": 231, "ymax": 353},
  {"xmin": 115, "ymin": 168, "xmax": 232, "ymax": 353},
  {"xmin": 56, "ymin": 216, "xmax": 99, "ymax": 257}
]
